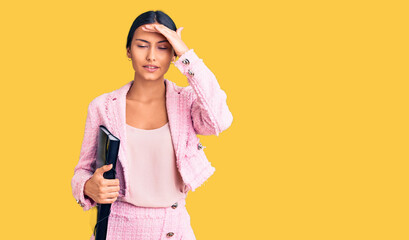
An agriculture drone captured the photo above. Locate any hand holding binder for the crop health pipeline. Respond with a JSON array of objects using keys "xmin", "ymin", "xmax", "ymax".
[{"xmin": 84, "ymin": 164, "xmax": 120, "ymax": 204}]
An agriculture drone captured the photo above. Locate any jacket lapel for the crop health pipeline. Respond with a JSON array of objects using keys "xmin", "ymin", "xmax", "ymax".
[{"xmin": 111, "ymin": 79, "xmax": 183, "ymax": 178}]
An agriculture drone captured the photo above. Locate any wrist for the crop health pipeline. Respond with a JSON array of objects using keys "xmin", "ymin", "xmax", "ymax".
[{"xmin": 177, "ymin": 47, "xmax": 190, "ymax": 57}]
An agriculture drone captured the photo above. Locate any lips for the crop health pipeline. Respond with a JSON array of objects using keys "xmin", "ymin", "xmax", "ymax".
[
  {"xmin": 144, "ymin": 64, "xmax": 159, "ymax": 68},
  {"xmin": 143, "ymin": 65, "xmax": 159, "ymax": 72}
]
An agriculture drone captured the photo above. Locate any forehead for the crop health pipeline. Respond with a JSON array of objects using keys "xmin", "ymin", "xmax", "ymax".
[{"xmin": 133, "ymin": 24, "xmax": 167, "ymax": 42}]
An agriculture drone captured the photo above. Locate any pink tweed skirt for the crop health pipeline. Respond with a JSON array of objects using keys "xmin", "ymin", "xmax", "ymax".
[{"xmin": 90, "ymin": 197, "xmax": 196, "ymax": 240}]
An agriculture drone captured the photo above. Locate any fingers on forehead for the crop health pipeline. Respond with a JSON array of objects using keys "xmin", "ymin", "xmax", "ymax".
[{"xmin": 153, "ymin": 23, "xmax": 173, "ymax": 31}]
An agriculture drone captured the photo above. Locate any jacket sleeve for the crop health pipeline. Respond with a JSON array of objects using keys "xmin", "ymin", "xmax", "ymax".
[
  {"xmin": 174, "ymin": 49, "xmax": 233, "ymax": 136},
  {"xmin": 71, "ymin": 100, "xmax": 99, "ymax": 211}
]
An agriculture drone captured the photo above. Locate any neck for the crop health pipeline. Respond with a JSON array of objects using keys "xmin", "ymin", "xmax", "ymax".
[{"xmin": 126, "ymin": 75, "xmax": 166, "ymax": 103}]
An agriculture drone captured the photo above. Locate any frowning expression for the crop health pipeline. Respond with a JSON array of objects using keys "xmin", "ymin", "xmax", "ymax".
[{"xmin": 126, "ymin": 23, "xmax": 176, "ymax": 81}]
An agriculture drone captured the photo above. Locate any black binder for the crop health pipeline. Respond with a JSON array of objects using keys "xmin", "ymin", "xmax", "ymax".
[{"xmin": 93, "ymin": 125, "xmax": 120, "ymax": 240}]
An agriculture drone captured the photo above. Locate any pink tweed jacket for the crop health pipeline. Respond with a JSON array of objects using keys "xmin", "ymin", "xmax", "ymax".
[{"xmin": 71, "ymin": 49, "xmax": 233, "ymax": 211}]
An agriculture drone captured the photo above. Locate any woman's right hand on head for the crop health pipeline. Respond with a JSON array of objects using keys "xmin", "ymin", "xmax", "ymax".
[{"xmin": 84, "ymin": 164, "xmax": 120, "ymax": 204}]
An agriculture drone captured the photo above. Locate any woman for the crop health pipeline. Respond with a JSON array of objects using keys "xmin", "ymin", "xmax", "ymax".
[{"xmin": 71, "ymin": 10, "xmax": 233, "ymax": 240}]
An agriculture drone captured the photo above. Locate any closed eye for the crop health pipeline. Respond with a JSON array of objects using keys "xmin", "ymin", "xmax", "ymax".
[{"xmin": 137, "ymin": 45, "xmax": 168, "ymax": 50}]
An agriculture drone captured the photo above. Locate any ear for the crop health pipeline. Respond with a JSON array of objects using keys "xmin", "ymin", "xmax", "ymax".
[
  {"xmin": 126, "ymin": 48, "xmax": 131, "ymax": 58},
  {"xmin": 172, "ymin": 55, "xmax": 176, "ymax": 62}
]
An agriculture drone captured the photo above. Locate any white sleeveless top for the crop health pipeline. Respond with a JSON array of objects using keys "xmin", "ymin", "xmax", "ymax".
[{"xmin": 122, "ymin": 122, "xmax": 187, "ymax": 207}]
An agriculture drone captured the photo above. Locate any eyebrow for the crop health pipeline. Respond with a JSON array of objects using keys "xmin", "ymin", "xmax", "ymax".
[{"xmin": 135, "ymin": 39, "xmax": 169, "ymax": 44}]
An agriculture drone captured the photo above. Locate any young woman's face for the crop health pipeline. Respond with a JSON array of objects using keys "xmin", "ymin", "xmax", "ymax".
[{"xmin": 126, "ymin": 23, "xmax": 176, "ymax": 81}]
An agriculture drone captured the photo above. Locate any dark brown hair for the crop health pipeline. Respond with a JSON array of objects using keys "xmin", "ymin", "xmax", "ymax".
[{"xmin": 126, "ymin": 10, "xmax": 178, "ymax": 56}]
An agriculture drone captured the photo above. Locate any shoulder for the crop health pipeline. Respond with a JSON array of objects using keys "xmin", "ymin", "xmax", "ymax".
[
  {"xmin": 166, "ymin": 78, "xmax": 195, "ymax": 99},
  {"xmin": 176, "ymin": 85, "xmax": 196, "ymax": 105},
  {"xmin": 87, "ymin": 84, "xmax": 122, "ymax": 114},
  {"xmin": 178, "ymin": 85, "xmax": 194, "ymax": 96},
  {"xmin": 88, "ymin": 92, "xmax": 110, "ymax": 110}
]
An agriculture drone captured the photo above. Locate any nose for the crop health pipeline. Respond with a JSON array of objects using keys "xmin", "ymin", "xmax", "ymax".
[{"xmin": 146, "ymin": 46, "xmax": 156, "ymax": 61}]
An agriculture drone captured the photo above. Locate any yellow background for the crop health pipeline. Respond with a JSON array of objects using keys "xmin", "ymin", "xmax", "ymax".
[{"xmin": 1, "ymin": 0, "xmax": 408, "ymax": 239}]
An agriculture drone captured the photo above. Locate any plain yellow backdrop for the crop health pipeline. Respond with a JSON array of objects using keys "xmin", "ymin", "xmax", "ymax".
[{"xmin": 1, "ymin": 0, "xmax": 408, "ymax": 239}]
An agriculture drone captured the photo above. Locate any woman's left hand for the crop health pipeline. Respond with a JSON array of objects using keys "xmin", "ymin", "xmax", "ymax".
[{"xmin": 142, "ymin": 23, "xmax": 190, "ymax": 58}]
